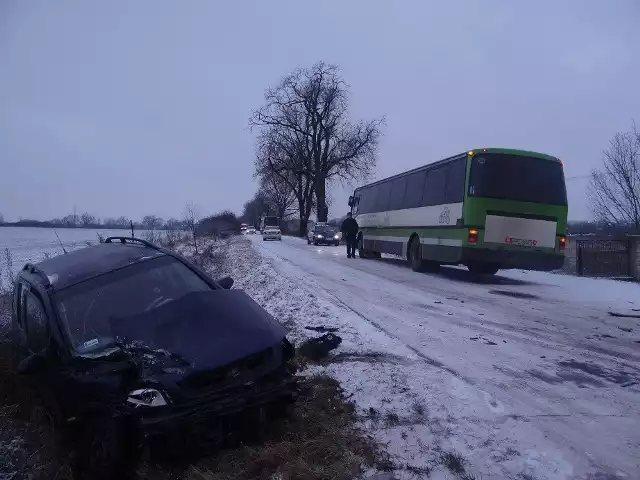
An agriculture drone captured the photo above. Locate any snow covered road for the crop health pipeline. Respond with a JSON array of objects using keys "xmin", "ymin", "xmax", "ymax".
[{"xmin": 251, "ymin": 235, "xmax": 640, "ymax": 480}]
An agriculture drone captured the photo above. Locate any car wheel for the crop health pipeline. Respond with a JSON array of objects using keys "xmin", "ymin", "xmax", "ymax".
[{"xmin": 307, "ymin": 239, "xmax": 311, "ymax": 245}]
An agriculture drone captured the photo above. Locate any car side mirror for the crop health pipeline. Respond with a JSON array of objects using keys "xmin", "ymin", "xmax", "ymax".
[
  {"xmin": 17, "ymin": 352, "xmax": 46, "ymax": 374},
  {"xmin": 348, "ymin": 196, "xmax": 354, "ymax": 207},
  {"xmin": 217, "ymin": 276, "xmax": 234, "ymax": 290}
]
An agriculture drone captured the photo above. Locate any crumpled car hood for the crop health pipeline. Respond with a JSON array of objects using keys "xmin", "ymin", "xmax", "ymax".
[{"xmin": 108, "ymin": 290, "xmax": 287, "ymax": 373}]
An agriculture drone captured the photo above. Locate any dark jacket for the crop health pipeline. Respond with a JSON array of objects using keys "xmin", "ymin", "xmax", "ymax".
[{"xmin": 341, "ymin": 217, "xmax": 359, "ymax": 237}]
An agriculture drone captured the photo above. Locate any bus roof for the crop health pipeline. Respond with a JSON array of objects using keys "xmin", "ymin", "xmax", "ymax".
[
  {"xmin": 468, "ymin": 148, "xmax": 560, "ymax": 163},
  {"xmin": 354, "ymin": 148, "xmax": 561, "ymax": 192}
]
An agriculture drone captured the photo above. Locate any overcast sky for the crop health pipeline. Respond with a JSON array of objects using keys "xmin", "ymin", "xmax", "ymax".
[{"xmin": 1, "ymin": 1, "xmax": 638, "ymax": 222}]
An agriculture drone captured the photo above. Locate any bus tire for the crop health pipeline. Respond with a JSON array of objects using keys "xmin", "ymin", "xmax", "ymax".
[
  {"xmin": 409, "ymin": 237, "xmax": 439, "ymax": 272},
  {"xmin": 358, "ymin": 236, "xmax": 371, "ymax": 258},
  {"xmin": 408, "ymin": 237, "xmax": 426, "ymax": 272},
  {"xmin": 467, "ymin": 263, "xmax": 499, "ymax": 275}
]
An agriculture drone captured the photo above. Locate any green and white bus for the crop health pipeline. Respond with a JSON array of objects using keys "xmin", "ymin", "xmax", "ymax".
[{"xmin": 348, "ymin": 148, "xmax": 568, "ymax": 275}]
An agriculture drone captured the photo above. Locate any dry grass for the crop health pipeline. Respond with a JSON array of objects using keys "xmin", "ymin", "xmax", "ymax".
[
  {"xmin": 0, "ymin": 304, "xmax": 75, "ymax": 479},
  {"xmin": 182, "ymin": 375, "xmax": 389, "ymax": 480}
]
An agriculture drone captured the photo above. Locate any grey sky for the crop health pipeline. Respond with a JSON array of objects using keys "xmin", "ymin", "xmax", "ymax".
[{"xmin": 1, "ymin": 1, "xmax": 638, "ymax": 222}]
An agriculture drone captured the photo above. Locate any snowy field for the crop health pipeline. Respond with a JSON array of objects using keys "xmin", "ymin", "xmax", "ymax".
[
  {"xmin": 0, "ymin": 226, "xmax": 155, "ymax": 290},
  {"xmin": 208, "ymin": 236, "xmax": 640, "ymax": 480}
]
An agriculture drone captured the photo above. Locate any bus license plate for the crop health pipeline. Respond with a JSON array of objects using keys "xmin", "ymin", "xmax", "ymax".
[{"xmin": 507, "ymin": 237, "xmax": 536, "ymax": 247}]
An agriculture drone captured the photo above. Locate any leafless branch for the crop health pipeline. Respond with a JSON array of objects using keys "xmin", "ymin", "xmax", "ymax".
[
  {"xmin": 589, "ymin": 121, "xmax": 640, "ymax": 230},
  {"xmin": 250, "ymin": 62, "xmax": 383, "ymax": 223}
]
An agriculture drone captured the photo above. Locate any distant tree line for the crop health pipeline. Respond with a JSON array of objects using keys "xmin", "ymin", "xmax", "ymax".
[
  {"xmin": 0, "ymin": 206, "xmax": 244, "ymax": 240},
  {"xmin": 0, "ymin": 212, "xmax": 182, "ymax": 231},
  {"xmin": 567, "ymin": 220, "xmax": 635, "ymax": 235},
  {"xmin": 243, "ymin": 62, "xmax": 384, "ymax": 236}
]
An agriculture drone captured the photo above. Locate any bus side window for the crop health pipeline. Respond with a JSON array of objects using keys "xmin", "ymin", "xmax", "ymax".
[
  {"xmin": 359, "ymin": 187, "xmax": 374, "ymax": 214},
  {"xmin": 444, "ymin": 158, "xmax": 466, "ymax": 203},
  {"xmin": 423, "ymin": 167, "xmax": 446, "ymax": 206},
  {"xmin": 405, "ymin": 171, "xmax": 427, "ymax": 209},
  {"xmin": 374, "ymin": 181, "xmax": 392, "ymax": 212},
  {"xmin": 389, "ymin": 177, "xmax": 407, "ymax": 211}
]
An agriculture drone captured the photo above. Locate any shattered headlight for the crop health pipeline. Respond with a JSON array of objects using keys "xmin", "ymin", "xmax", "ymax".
[{"xmin": 126, "ymin": 388, "xmax": 168, "ymax": 408}]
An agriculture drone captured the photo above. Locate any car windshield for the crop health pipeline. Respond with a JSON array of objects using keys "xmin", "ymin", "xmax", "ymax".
[
  {"xmin": 54, "ymin": 256, "xmax": 212, "ymax": 353},
  {"xmin": 468, "ymin": 153, "xmax": 567, "ymax": 205}
]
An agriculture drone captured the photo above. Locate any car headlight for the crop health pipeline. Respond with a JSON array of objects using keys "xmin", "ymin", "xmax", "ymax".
[
  {"xmin": 126, "ymin": 388, "xmax": 168, "ymax": 408},
  {"xmin": 316, "ymin": 234, "xmax": 324, "ymax": 239},
  {"xmin": 334, "ymin": 234, "xmax": 340, "ymax": 239}
]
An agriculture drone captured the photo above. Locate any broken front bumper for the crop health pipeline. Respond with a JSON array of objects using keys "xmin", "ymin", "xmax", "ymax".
[{"xmin": 137, "ymin": 374, "xmax": 297, "ymax": 437}]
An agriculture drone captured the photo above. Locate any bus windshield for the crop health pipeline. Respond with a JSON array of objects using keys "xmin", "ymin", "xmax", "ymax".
[{"xmin": 468, "ymin": 154, "xmax": 567, "ymax": 206}]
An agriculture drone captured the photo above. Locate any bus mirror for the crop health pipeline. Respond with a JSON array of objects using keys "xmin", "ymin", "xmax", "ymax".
[{"xmin": 348, "ymin": 196, "xmax": 354, "ymax": 207}]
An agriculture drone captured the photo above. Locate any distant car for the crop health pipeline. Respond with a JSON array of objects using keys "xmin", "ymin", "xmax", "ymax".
[
  {"xmin": 246, "ymin": 227, "xmax": 256, "ymax": 235},
  {"xmin": 262, "ymin": 227, "xmax": 282, "ymax": 241},
  {"xmin": 307, "ymin": 224, "xmax": 340, "ymax": 246},
  {"xmin": 9, "ymin": 237, "xmax": 295, "ymax": 476}
]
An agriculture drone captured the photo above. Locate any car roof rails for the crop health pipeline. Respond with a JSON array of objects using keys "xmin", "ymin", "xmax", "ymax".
[
  {"xmin": 104, "ymin": 236, "xmax": 160, "ymax": 250},
  {"xmin": 22, "ymin": 263, "xmax": 51, "ymax": 288}
]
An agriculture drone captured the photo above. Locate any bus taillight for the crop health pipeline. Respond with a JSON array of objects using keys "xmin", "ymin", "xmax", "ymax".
[
  {"xmin": 559, "ymin": 236, "xmax": 567, "ymax": 250},
  {"xmin": 468, "ymin": 229, "xmax": 478, "ymax": 244}
]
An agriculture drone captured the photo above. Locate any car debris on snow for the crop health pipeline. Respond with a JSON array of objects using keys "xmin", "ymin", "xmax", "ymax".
[{"xmin": 298, "ymin": 333, "xmax": 343, "ymax": 361}]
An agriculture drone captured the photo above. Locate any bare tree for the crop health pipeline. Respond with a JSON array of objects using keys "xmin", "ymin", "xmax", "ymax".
[
  {"xmin": 589, "ymin": 122, "xmax": 640, "ymax": 230},
  {"xmin": 250, "ymin": 62, "xmax": 383, "ymax": 222},
  {"xmin": 80, "ymin": 212, "xmax": 97, "ymax": 226},
  {"xmin": 184, "ymin": 202, "xmax": 199, "ymax": 254},
  {"xmin": 254, "ymin": 125, "xmax": 316, "ymax": 235},
  {"xmin": 115, "ymin": 216, "xmax": 130, "ymax": 228},
  {"xmin": 141, "ymin": 215, "xmax": 163, "ymax": 231},
  {"xmin": 242, "ymin": 191, "xmax": 271, "ymax": 229},
  {"xmin": 259, "ymin": 169, "xmax": 296, "ymax": 222}
]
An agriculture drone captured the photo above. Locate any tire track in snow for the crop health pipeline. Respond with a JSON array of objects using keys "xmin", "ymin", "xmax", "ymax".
[{"xmin": 257, "ymin": 240, "xmax": 476, "ymax": 385}]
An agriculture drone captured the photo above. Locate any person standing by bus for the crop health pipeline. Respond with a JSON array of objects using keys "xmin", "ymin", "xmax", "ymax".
[{"xmin": 340, "ymin": 212, "xmax": 359, "ymax": 259}]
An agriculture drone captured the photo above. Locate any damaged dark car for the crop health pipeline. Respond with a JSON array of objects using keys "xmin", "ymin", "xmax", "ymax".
[{"xmin": 10, "ymin": 237, "xmax": 296, "ymax": 476}]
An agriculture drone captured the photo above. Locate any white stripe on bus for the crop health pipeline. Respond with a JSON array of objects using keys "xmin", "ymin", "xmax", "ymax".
[
  {"xmin": 355, "ymin": 202, "xmax": 463, "ymax": 229},
  {"xmin": 363, "ymin": 235, "xmax": 463, "ymax": 247}
]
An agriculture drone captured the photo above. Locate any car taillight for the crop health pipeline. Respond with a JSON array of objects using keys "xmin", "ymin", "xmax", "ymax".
[
  {"xmin": 468, "ymin": 228, "xmax": 478, "ymax": 244},
  {"xmin": 559, "ymin": 236, "xmax": 566, "ymax": 250}
]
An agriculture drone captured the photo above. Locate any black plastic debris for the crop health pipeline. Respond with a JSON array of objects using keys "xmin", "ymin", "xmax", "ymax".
[
  {"xmin": 305, "ymin": 325, "xmax": 339, "ymax": 333},
  {"xmin": 298, "ymin": 333, "xmax": 342, "ymax": 361}
]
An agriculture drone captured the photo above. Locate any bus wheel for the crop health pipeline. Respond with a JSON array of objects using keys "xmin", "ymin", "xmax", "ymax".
[
  {"xmin": 358, "ymin": 242, "xmax": 369, "ymax": 258},
  {"xmin": 409, "ymin": 237, "xmax": 426, "ymax": 272},
  {"xmin": 409, "ymin": 238, "xmax": 439, "ymax": 272},
  {"xmin": 468, "ymin": 263, "xmax": 499, "ymax": 275}
]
